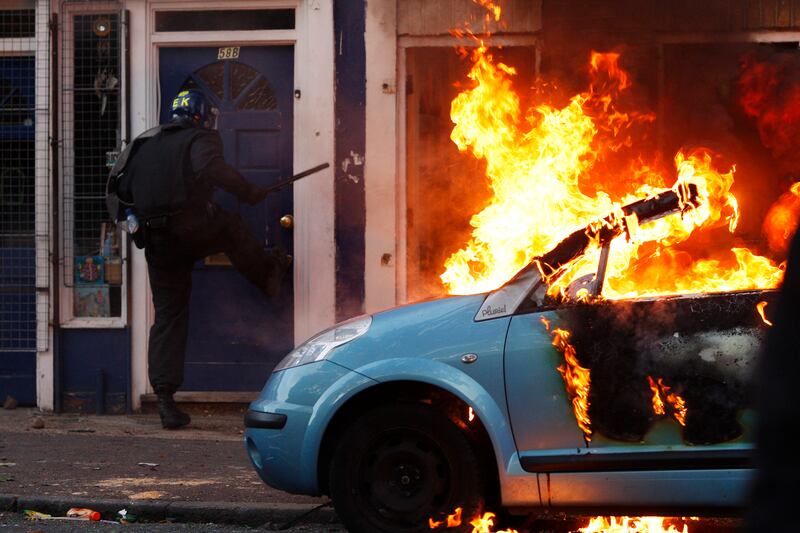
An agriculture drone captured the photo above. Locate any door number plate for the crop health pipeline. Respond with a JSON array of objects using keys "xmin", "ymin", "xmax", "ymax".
[{"xmin": 217, "ymin": 46, "xmax": 240, "ymax": 60}]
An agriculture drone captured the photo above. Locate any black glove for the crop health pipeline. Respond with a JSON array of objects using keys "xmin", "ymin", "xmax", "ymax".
[{"xmin": 245, "ymin": 184, "xmax": 269, "ymax": 205}]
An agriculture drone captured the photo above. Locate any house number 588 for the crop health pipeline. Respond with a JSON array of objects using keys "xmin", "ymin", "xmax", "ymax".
[{"xmin": 218, "ymin": 47, "xmax": 240, "ymax": 60}]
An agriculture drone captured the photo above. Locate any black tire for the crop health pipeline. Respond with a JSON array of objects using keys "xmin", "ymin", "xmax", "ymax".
[{"xmin": 329, "ymin": 402, "xmax": 487, "ymax": 533}]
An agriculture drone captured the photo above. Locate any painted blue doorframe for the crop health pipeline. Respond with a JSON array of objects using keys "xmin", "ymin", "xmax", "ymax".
[
  {"xmin": 159, "ymin": 46, "xmax": 294, "ymax": 391},
  {"xmin": 334, "ymin": 0, "xmax": 366, "ymax": 322}
]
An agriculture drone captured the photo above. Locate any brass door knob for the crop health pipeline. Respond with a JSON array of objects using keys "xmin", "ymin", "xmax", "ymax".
[{"xmin": 280, "ymin": 215, "xmax": 294, "ymax": 229}]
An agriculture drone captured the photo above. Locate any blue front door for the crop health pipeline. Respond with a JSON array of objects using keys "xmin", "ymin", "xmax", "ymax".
[{"xmin": 159, "ymin": 46, "xmax": 294, "ymax": 391}]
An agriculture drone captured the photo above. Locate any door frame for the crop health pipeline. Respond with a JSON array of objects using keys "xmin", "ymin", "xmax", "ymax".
[
  {"xmin": 127, "ymin": 0, "xmax": 335, "ymax": 407},
  {"xmin": 392, "ymin": 33, "xmax": 540, "ymax": 306}
]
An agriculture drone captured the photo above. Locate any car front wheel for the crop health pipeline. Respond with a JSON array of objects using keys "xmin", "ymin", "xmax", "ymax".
[{"xmin": 329, "ymin": 401, "xmax": 486, "ymax": 533}]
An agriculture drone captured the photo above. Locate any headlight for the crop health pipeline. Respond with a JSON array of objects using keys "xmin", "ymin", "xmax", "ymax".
[{"xmin": 273, "ymin": 315, "xmax": 372, "ymax": 372}]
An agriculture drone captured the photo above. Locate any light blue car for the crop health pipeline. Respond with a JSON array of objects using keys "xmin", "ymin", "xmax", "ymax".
[{"xmin": 245, "ymin": 188, "xmax": 774, "ymax": 533}]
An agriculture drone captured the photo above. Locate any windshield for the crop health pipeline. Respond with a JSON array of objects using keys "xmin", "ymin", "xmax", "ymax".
[{"xmin": 475, "ymin": 183, "xmax": 757, "ymax": 321}]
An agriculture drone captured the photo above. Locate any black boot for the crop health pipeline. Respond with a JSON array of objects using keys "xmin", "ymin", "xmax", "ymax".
[
  {"xmin": 157, "ymin": 393, "xmax": 191, "ymax": 429},
  {"xmin": 264, "ymin": 247, "xmax": 292, "ymax": 297}
]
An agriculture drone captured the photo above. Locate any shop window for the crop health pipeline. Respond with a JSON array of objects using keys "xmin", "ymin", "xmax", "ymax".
[
  {"xmin": 1, "ymin": 0, "xmax": 51, "ymax": 358},
  {"xmin": 0, "ymin": 4, "xmax": 35, "ymax": 38},
  {"xmin": 154, "ymin": 9, "xmax": 294, "ymax": 32},
  {"xmin": 0, "ymin": 142, "xmax": 35, "ymax": 237},
  {"xmin": 0, "ymin": 63, "xmax": 35, "ymax": 238},
  {"xmin": 0, "ymin": 54, "xmax": 36, "ymax": 351},
  {"xmin": 62, "ymin": 9, "xmax": 125, "ymax": 321}
]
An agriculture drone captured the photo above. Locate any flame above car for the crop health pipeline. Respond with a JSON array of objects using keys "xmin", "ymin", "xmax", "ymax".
[{"xmin": 440, "ymin": 44, "xmax": 785, "ymax": 299}]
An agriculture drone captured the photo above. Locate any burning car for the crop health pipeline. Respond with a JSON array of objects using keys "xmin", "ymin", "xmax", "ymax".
[{"xmin": 244, "ymin": 184, "xmax": 778, "ymax": 533}]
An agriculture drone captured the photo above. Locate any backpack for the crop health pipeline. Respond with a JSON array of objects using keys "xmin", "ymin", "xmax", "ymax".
[
  {"xmin": 105, "ymin": 125, "xmax": 162, "ymax": 248},
  {"xmin": 106, "ymin": 123, "xmax": 201, "ymax": 248}
]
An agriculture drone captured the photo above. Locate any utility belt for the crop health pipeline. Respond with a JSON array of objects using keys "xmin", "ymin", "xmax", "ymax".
[
  {"xmin": 144, "ymin": 212, "xmax": 179, "ymax": 230},
  {"xmin": 134, "ymin": 212, "xmax": 182, "ymax": 249},
  {"xmin": 142, "ymin": 202, "xmax": 216, "ymax": 231}
]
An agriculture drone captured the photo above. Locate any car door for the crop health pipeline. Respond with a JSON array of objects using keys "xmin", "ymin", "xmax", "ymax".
[
  {"xmin": 159, "ymin": 46, "xmax": 294, "ymax": 392},
  {"xmin": 505, "ymin": 245, "xmax": 776, "ymax": 509}
]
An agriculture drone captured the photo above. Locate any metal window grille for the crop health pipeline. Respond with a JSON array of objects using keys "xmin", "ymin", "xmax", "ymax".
[
  {"xmin": 0, "ymin": 0, "xmax": 50, "ymax": 352},
  {"xmin": 0, "ymin": 9, "xmax": 34, "ymax": 39},
  {"xmin": 60, "ymin": 2, "xmax": 124, "ymax": 318}
]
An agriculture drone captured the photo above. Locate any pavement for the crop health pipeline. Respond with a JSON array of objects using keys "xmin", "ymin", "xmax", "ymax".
[
  {"xmin": 0, "ymin": 407, "xmax": 748, "ymax": 532},
  {"xmin": 0, "ymin": 406, "xmax": 340, "ymax": 529}
]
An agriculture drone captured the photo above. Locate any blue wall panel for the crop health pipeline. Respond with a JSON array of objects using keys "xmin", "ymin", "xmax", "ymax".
[
  {"xmin": 60, "ymin": 328, "xmax": 130, "ymax": 413},
  {"xmin": 0, "ymin": 351, "xmax": 35, "ymax": 405},
  {"xmin": 0, "ymin": 247, "xmax": 36, "ymax": 405},
  {"xmin": 334, "ymin": 0, "xmax": 367, "ymax": 322}
]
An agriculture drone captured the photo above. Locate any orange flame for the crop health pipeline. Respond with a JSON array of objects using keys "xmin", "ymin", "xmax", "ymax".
[
  {"xmin": 441, "ymin": 45, "xmax": 783, "ymax": 298},
  {"xmin": 647, "ymin": 376, "xmax": 665, "ymax": 416},
  {"xmin": 429, "ymin": 509, "xmax": 518, "ymax": 533},
  {"xmin": 578, "ymin": 516, "xmax": 692, "ymax": 533},
  {"xmin": 469, "ymin": 512, "xmax": 518, "ymax": 533},
  {"xmin": 647, "ymin": 376, "xmax": 687, "ymax": 426},
  {"xmin": 542, "ymin": 318, "xmax": 592, "ymax": 440},
  {"xmin": 658, "ymin": 378, "xmax": 686, "ymax": 426},
  {"xmin": 763, "ymin": 182, "xmax": 800, "ymax": 256},
  {"xmin": 474, "ymin": 0, "xmax": 502, "ymax": 22},
  {"xmin": 757, "ymin": 300, "xmax": 773, "ymax": 326},
  {"xmin": 429, "ymin": 507, "xmax": 463, "ymax": 529},
  {"xmin": 433, "ymin": 510, "xmax": 697, "ymax": 532},
  {"xmin": 590, "ymin": 51, "xmax": 631, "ymax": 93}
]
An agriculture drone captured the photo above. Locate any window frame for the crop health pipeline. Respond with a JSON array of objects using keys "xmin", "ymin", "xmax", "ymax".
[
  {"xmin": 58, "ymin": 2, "xmax": 129, "ymax": 328},
  {"xmin": 153, "ymin": 8, "xmax": 295, "ymax": 33}
]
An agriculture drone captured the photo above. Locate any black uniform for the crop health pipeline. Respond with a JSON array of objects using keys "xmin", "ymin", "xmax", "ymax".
[{"xmin": 116, "ymin": 120, "xmax": 287, "ymax": 396}]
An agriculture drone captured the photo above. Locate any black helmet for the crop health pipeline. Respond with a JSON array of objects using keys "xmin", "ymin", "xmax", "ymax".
[{"xmin": 170, "ymin": 89, "xmax": 209, "ymax": 126}]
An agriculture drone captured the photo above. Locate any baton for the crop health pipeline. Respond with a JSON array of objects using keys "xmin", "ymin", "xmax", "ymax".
[{"xmin": 263, "ymin": 162, "xmax": 330, "ymax": 194}]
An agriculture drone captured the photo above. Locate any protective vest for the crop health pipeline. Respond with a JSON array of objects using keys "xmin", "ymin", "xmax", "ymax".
[{"xmin": 106, "ymin": 122, "xmax": 204, "ymax": 223}]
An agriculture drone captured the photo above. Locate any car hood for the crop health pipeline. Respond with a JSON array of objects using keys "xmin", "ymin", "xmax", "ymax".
[{"xmin": 327, "ymin": 293, "xmax": 511, "ymax": 371}]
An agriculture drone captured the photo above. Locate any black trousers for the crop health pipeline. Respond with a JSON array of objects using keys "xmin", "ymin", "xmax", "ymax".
[{"xmin": 145, "ymin": 205, "xmax": 285, "ymax": 395}]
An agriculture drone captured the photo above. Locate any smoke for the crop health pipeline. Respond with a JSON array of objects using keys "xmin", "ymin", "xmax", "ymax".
[
  {"xmin": 733, "ymin": 50, "xmax": 800, "ymax": 257},
  {"xmin": 738, "ymin": 50, "xmax": 800, "ymax": 172}
]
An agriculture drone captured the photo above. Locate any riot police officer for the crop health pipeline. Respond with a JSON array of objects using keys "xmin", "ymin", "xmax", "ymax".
[{"xmin": 108, "ymin": 89, "xmax": 290, "ymax": 429}]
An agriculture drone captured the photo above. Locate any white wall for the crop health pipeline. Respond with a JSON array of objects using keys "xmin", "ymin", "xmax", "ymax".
[
  {"xmin": 35, "ymin": 0, "xmax": 53, "ymax": 410},
  {"xmin": 364, "ymin": 0, "xmax": 398, "ymax": 313},
  {"xmin": 127, "ymin": 0, "xmax": 150, "ymax": 410}
]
